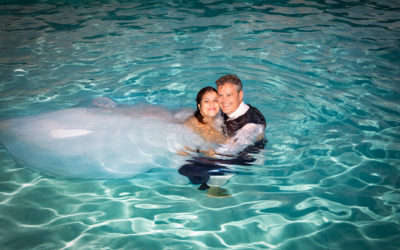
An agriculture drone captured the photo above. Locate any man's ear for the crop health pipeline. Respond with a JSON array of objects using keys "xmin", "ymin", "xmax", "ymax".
[{"xmin": 239, "ymin": 90, "xmax": 244, "ymax": 102}]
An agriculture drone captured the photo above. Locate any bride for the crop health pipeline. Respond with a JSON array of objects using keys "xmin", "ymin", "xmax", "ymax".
[
  {"xmin": 0, "ymin": 87, "xmax": 231, "ymax": 180},
  {"xmin": 184, "ymin": 86, "xmax": 225, "ymax": 143}
]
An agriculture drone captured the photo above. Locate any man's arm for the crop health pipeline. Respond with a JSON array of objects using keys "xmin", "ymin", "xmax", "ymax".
[{"xmin": 214, "ymin": 123, "xmax": 265, "ymax": 155}]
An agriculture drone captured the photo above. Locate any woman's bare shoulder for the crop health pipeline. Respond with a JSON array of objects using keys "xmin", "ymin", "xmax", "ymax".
[
  {"xmin": 184, "ymin": 116, "xmax": 199, "ymax": 127},
  {"xmin": 183, "ymin": 116, "xmax": 227, "ymax": 143}
]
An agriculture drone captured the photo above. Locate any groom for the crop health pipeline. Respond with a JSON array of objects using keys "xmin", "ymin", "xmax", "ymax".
[{"xmin": 214, "ymin": 74, "xmax": 266, "ymax": 155}]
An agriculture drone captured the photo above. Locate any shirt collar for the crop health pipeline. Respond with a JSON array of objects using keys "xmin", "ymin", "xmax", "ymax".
[{"xmin": 226, "ymin": 102, "xmax": 249, "ymax": 120}]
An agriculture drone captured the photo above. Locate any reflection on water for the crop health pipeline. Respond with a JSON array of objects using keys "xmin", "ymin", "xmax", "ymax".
[{"xmin": 0, "ymin": 0, "xmax": 399, "ymax": 249}]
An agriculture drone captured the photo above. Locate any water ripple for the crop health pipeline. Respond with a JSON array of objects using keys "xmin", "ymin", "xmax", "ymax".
[{"xmin": 0, "ymin": 0, "xmax": 399, "ymax": 249}]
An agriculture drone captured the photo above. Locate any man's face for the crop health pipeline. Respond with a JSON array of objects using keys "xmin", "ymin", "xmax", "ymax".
[{"xmin": 217, "ymin": 83, "xmax": 243, "ymax": 115}]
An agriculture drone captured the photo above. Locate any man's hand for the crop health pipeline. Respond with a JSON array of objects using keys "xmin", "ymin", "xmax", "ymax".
[
  {"xmin": 176, "ymin": 150, "xmax": 190, "ymax": 156},
  {"xmin": 202, "ymin": 147, "xmax": 216, "ymax": 158},
  {"xmin": 176, "ymin": 146, "xmax": 196, "ymax": 156}
]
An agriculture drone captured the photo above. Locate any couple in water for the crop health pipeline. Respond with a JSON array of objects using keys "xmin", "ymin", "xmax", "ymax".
[{"xmin": 180, "ymin": 74, "xmax": 266, "ymax": 191}]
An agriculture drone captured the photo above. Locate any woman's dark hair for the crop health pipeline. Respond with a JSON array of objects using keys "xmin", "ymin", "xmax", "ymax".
[{"xmin": 194, "ymin": 86, "xmax": 217, "ymax": 124}]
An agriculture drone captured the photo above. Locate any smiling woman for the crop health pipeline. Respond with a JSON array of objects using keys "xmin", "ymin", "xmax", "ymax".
[{"xmin": 183, "ymin": 86, "xmax": 226, "ymax": 144}]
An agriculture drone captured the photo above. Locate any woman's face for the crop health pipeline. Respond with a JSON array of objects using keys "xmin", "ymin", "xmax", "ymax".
[{"xmin": 199, "ymin": 91, "xmax": 220, "ymax": 118}]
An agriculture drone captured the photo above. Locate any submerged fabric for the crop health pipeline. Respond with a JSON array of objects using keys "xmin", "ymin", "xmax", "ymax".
[{"xmin": 0, "ymin": 105, "xmax": 202, "ymax": 179}]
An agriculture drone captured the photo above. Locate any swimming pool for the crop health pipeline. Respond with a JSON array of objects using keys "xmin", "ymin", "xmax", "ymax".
[{"xmin": 0, "ymin": 0, "xmax": 399, "ymax": 249}]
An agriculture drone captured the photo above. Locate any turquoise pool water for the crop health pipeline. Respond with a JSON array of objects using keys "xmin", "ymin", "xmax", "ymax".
[{"xmin": 1, "ymin": 0, "xmax": 399, "ymax": 249}]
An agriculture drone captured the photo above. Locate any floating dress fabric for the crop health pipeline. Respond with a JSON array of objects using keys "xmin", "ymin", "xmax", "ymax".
[{"xmin": 0, "ymin": 104, "xmax": 202, "ymax": 179}]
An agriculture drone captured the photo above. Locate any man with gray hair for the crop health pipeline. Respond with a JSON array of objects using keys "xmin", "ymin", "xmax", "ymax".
[{"xmin": 214, "ymin": 74, "xmax": 266, "ymax": 155}]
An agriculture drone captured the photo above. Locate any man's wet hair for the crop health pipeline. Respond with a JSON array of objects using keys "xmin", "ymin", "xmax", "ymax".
[{"xmin": 215, "ymin": 74, "xmax": 243, "ymax": 92}]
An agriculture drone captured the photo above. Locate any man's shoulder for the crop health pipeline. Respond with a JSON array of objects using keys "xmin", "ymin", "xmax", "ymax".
[
  {"xmin": 247, "ymin": 104, "xmax": 262, "ymax": 113},
  {"xmin": 246, "ymin": 105, "xmax": 266, "ymax": 125}
]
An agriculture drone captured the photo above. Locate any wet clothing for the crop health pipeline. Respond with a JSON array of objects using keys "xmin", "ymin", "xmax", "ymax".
[
  {"xmin": 178, "ymin": 160, "xmax": 231, "ymax": 189},
  {"xmin": 223, "ymin": 104, "xmax": 266, "ymax": 137},
  {"xmin": 214, "ymin": 103, "xmax": 266, "ymax": 155},
  {"xmin": 179, "ymin": 103, "xmax": 267, "ymax": 189}
]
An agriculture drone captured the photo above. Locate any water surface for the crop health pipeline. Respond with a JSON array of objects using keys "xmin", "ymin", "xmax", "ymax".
[{"xmin": 0, "ymin": 0, "xmax": 399, "ymax": 249}]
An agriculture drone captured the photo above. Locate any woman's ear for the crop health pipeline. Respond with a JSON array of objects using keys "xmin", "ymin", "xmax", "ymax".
[{"xmin": 198, "ymin": 104, "xmax": 204, "ymax": 116}]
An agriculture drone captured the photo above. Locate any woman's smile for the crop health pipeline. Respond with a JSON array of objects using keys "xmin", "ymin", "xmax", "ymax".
[{"xmin": 199, "ymin": 91, "xmax": 220, "ymax": 118}]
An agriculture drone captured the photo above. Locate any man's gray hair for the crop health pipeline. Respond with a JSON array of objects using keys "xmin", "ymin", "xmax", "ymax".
[{"xmin": 215, "ymin": 74, "xmax": 243, "ymax": 92}]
